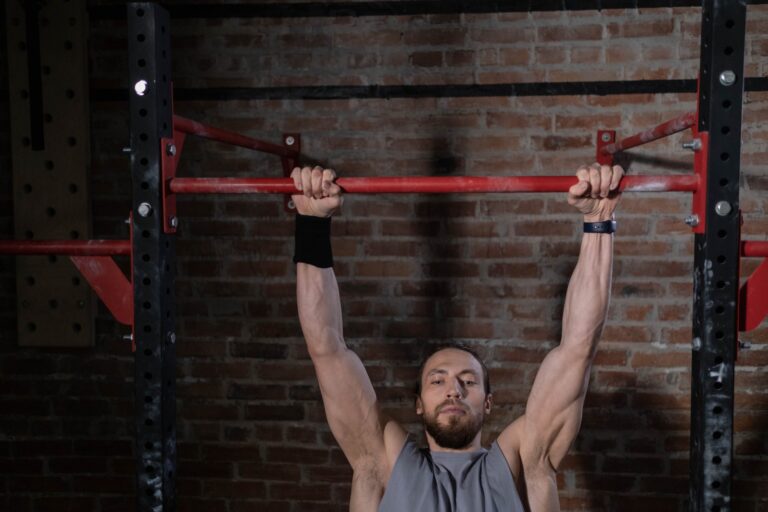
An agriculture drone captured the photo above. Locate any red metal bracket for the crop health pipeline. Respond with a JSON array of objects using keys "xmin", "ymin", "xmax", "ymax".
[
  {"xmin": 281, "ymin": 133, "xmax": 301, "ymax": 213},
  {"xmin": 739, "ymin": 242, "xmax": 768, "ymax": 332},
  {"xmin": 161, "ymin": 126, "xmax": 186, "ymax": 235},
  {"xmin": 596, "ymin": 130, "xmax": 615, "ymax": 166},
  {"xmin": 690, "ymin": 128, "xmax": 708, "ymax": 235}
]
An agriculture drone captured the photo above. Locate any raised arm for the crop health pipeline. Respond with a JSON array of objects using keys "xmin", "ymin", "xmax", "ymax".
[
  {"xmin": 499, "ymin": 164, "xmax": 623, "ymax": 510},
  {"xmin": 292, "ymin": 167, "xmax": 405, "ymax": 480}
]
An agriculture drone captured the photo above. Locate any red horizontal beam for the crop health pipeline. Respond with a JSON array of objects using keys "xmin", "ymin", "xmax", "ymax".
[
  {"xmin": 169, "ymin": 175, "xmax": 699, "ymax": 195},
  {"xmin": 601, "ymin": 112, "xmax": 697, "ymax": 155},
  {"xmin": 742, "ymin": 241, "xmax": 768, "ymax": 258},
  {"xmin": 173, "ymin": 115, "xmax": 298, "ymax": 159},
  {"xmin": 0, "ymin": 240, "xmax": 131, "ymax": 256}
]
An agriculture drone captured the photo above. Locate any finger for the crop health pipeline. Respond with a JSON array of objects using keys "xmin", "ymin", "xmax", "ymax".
[
  {"xmin": 311, "ymin": 166, "xmax": 323, "ymax": 199},
  {"xmin": 610, "ymin": 165, "xmax": 625, "ymax": 191},
  {"xmin": 588, "ymin": 165, "xmax": 600, "ymax": 199},
  {"xmin": 599, "ymin": 164, "xmax": 612, "ymax": 198},
  {"xmin": 322, "ymin": 168, "xmax": 336, "ymax": 195},
  {"xmin": 327, "ymin": 183, "xmax": 342, "ymax": 197},
  {"xmin": 290, "ymin": 167, "xmax": 302, "ymax": 192},
  {"xmin": 576, "ymin": 165, "xmax": 590, "ymax": 182},
  {"xmin": 300, "ymin": 166, "xmax": 313, "ymax": 197}
]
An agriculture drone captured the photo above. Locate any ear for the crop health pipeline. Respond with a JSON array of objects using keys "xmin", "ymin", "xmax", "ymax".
[
  {"xmin": 415, "ymin": 395, "xmax": 424, "ymax": 416},
  {"xmin": 484, "ymin": 393, "xmax": 493, "ymax": 414}
]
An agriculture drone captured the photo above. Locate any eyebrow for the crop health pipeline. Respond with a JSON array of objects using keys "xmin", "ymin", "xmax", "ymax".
[{"xmin": 426, "ymin": 369, "xmax": 479, "ymax": 378}]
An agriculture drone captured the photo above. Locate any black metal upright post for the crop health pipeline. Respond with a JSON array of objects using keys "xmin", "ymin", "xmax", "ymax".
[
  {"xmin": 690, "ymin": 1, "xmax": 746, "ymax": 511},
  {"xmin": 127, "ymin": 3, "xmax": 177, "ymax": 511}
]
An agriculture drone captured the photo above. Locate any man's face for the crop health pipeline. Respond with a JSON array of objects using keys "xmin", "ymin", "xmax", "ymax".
[{"xmin": 416, "ymin": 348, "xmax": 492, "ymax": 450}]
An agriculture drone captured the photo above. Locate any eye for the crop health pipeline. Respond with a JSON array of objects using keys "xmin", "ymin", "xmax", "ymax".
[
  {"xmin": 463, "ymin": 380, "xmax": 476, "ymax": 386},
  {"xmin": 431, "ymin": 379, "xmax": 443, "ymax": 385}
]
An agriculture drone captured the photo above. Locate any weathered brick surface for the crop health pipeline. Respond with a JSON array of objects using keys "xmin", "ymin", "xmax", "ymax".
[{"xmin": 1, "ymin": 3, "xmax": 767, "ymax": 511}]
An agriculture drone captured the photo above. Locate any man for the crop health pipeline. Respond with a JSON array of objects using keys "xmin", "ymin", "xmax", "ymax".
[{"xmin": 291, "ymin": 163, "xmax": 624, "ymax": 511}]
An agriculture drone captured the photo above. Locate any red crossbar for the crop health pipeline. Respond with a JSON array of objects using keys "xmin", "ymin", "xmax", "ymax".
[
  {"xmin": 601, "ymin": 112, "xmax": 697, "ymax": 156},
  {"xmin": 0, "ymin": 240, "xmax": 131, "ymax": 256},
  {"xmin": 169, "ymin": 175, "xmax": 699, "ymax": 195},
  {"xmin": 742, "ymin": 241, "xmax": 768, "ymax": 258},
  {"xmin": 173, "ymin": 115, "xmax": 298, "ymax": 159}
]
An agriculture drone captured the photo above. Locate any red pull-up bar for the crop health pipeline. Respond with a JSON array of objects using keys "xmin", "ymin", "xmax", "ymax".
[
  {"xmin": 0, "ymin": 240, "xmax": 131, "ymax": 255},
  {"xmin": 168, "ymin": 174, "xmax": 699, "ymax": 195}
]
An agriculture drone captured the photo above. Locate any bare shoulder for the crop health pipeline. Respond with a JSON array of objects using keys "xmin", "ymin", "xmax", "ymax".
[
  {"xmin": 348, "ymin": 419, "xmax": 407, "ymax": 512},
  {"xmin": 496, "ymin": 415, "xmax": 525, "ymax": 482},
  {"xmin": 382, "ymin": 418, "xmax": 408, "ymax": 477}
]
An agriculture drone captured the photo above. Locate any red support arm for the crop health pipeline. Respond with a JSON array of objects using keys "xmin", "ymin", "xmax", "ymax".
[
  {"xmin": 169, "ymin": 174, "xmax": 699, "ymax": 195},
  {"xmin": 600, "ymin": 112, "xmax": 697, "ymax": 157},
  {"xmin": 173, "ymin": 115, "xmax": 299, "ymax": 159}
]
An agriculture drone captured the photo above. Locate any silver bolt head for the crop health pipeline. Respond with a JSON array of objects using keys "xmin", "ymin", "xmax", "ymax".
[
  {"xmin": 169, "ymin": 216, "xmax": 178, "ymax": 228},
  {"xmin": 168, "ymin": 332, "xmax": 176, "ymax": 344},
  {"xmin": 137, "ymin": 202, "xmax": 152, "ymax": 217},
  {"xmin": 134, "ymin": 80, "xmax": 148, "ymax": 96},
  {"xmin": 600, "ymin": 133, "xmax": 612, "ymax": 142},
  {"xmin": 287, "ymin": 199, "xmax": 296, "ymax": 210},
  {"xmin": 285, "ymin": 136, "xmax": 295, "ymax": 146},
  {"xmin": 166, "ymin": 143, "xmax": 176, "ymax": 156},
  {"xmin": 684, "ymin": 214, "xmax": 699, "ymax": 227},
  {"xmin": 122, "ymin": 147, "xmax": 132, "ymax": 153},
  {"xmin": 682, "ymin": 139, "xmax": 702, "ymax": 151},
  {"xmin": 715, "ymin": 201, "xmax": 732, "ymax": 216},
  {"xmin": 719, "ymin": 70, "xmax": 736, "ymax": 86},
  {"xmin": 122, "ymin": 334, "xmax": 133, "ymax": 341}
]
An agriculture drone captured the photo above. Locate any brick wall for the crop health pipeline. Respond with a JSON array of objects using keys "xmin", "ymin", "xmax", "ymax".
[{"xmin": 1, "ymin": 2, "xmax": 767, "ymax": 511}]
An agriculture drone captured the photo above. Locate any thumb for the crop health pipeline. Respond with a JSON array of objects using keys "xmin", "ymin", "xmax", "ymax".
[{"xmin": 569, "ymin": 180, "xmax": 589, "ymax": 198}]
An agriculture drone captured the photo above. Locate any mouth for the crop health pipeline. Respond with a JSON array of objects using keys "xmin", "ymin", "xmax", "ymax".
[{"xmin": 439, "ymin": 406, "xmax": 466, "ymax": 415}]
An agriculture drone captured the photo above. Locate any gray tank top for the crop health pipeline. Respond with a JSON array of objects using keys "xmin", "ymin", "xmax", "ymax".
[{"xmin": 379, "ymin": 437, "xmax": 525, "ymax": 512}]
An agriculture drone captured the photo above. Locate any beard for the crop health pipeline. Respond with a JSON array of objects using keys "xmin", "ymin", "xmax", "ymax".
[{"xmin": 422, "ymin": 401, "xmax": 484, "ymax": 450}]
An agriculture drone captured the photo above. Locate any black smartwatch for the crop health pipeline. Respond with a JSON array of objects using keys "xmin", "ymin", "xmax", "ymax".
[{"xmin": 583, "ymin": 220, "xmax": 616, "ymax": 234}]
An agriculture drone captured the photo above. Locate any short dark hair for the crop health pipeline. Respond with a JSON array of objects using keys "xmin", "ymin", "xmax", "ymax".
[{"xmin": 415, "ymin": 343, "xmax": 491, "ymax": 396}]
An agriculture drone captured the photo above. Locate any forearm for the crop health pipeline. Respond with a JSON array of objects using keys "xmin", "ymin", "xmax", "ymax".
[
  {"xmin": 560, "ymin": 231, "xmax": 614, "ymax": 357},
  {"xmin": 296, "ymin": 262, "xmax": 346, "ymax": 356}
]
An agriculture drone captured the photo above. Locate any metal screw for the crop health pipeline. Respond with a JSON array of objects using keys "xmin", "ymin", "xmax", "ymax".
[
  {"xmin": 122, "ymin": 147, "xmax": 132, "ymax": 153},
  {"xmin": 719, "ymin": 70, "xmax": 736, "ymax": 86},
  {"xmin": 682, "ymin": 139, "xmax": 702, "ymax": 151},
  {"xmin": 287, "ymin": 199, "xmax": 295, "ymax": 210},
  {"xmin": 166, "ymin": 143, "xmax": 176, "ymax": 156},
  {"xmin": 600, "ymin": 133, "xmax": 612, "ymax": 143},
  {"xmin": 167, "ymin": 332, "xmax": 176, "ymax": 344},
  {"xmin": 124, "ymin": 218, "xmax": 131, "ymax": 225},
  {"xmin": 684, "ymin": 214, "xmax": 699, "ymax": 227},
  {"xmin": 137, "ymin": 202, "xmax": 152, "ymax": 217},
  {"xmin": 169, "ymin": 216, "xmax": 178, "ymax": 228},
  {"xmin": 285, "ymin": 136, "xmax": 295, "ymax": 146},
  {"xmin": 134, "ymin": 80, "xmax": 148, "ymax": 96},
  {"xmin": 122, "ymin": 334, "xmax": 133, "ymax": 342},
  {"xmin": 715, "ymin": 201, "xmax": 732, "ymax": 216}
]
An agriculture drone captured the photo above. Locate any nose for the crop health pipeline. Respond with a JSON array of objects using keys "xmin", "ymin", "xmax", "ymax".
[{"xmin": 446, "ymin": 378, "xmax": 465, "ymax": 399}]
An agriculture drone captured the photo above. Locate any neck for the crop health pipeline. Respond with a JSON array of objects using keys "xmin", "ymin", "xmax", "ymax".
[{"xmin": 426, "ymin": 431, "xmax": 483, "ymax": 453}]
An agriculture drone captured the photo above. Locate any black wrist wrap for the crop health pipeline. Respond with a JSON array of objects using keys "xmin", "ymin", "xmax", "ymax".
[{"xmin": 293, "ymin": 214, "xmax": 333, "ymax": 268}]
